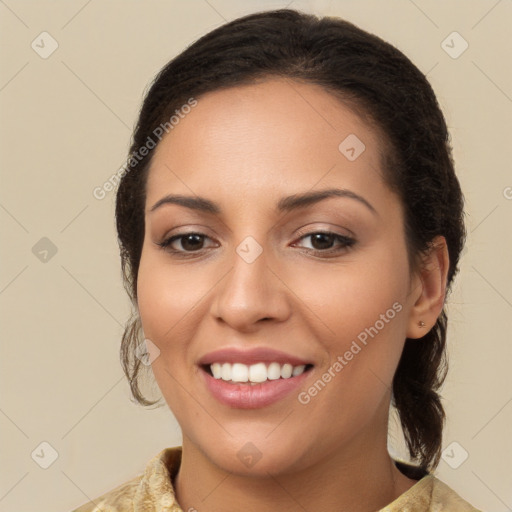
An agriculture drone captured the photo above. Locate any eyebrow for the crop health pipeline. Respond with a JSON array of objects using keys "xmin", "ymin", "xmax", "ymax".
[{"xmin": 149, "ymin": 188, "xmax": 378, "ymax": 216}]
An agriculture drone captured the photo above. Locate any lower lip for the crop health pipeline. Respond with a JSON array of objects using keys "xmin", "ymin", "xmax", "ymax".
[{"xmin": 200, "ymin": 366, "xmax": 312, "ymax": 409}]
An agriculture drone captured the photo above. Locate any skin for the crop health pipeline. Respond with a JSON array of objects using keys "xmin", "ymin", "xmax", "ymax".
[{"xmin": 137, "ymin": 77, "xmax": 449, "ymax": 512}]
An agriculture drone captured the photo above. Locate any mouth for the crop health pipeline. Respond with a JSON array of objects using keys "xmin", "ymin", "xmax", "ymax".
[{"xmin": 199, "ymin": 362, "xmax": 315, "ymax": 409}]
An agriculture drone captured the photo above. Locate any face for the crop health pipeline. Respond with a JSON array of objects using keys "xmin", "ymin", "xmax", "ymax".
[{"xmin": 137, "ymin": 78, "xmax": 419, "ymax": 477}]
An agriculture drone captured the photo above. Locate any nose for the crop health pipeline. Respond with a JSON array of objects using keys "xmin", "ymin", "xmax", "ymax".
[{"xmin": 211, "ymin": 244, "xmax": 291, "ymax": 332}]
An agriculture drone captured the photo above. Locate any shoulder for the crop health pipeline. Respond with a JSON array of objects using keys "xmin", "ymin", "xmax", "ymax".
[
  {"xmin": 389, "ymin": 459, "xmax": 483, "ymax": 512},
  {"xmin": 70, "ymin": 474, "xmax": 142, "ymax": 512},
  {"xmin": 379, "ymin": 473, "xmax": 484, "ymax": 512},
  {"xmin": 70, "ymin": 446, "xmax": 183, "ymax": 512},
  {"xmin": 430, "ymin": 476, "xmax": 484, "ymax": 512}
]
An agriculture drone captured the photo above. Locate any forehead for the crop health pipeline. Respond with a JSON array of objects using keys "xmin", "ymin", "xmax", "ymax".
[{"xmin": 146, "ymin": 78, "xmax": 390, "ymax": 211}]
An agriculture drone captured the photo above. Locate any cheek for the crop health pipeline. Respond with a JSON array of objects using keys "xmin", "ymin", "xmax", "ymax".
[
  {"xmin": 137, "ymin": 267, "xmax": 170, "ymax": 343},
  {"xmin": 136, "ymin": 251, "xmax": 206, "ymax": 415},
  {"xmin": 292, "ymin": 254, "xmax": 408, "ymax": 433},
  {"xmin": 294, "ymin": 246, "xmax": 410, "ymax": 404},
  {"xmin": 136, "ymin": 246, "xmax": 228, "ymax": 383},
  {"xmin": 298, "ymin": 252, "xmax": 409, "ymax": 344},
  {"xmin": 136, "ymin": 251, "xmax": 202, "ymax": 354}
]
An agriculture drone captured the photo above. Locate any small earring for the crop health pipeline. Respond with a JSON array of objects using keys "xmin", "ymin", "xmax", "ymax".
[{"xmin": 418, "ymin": 321, "xmax": 426, "ymax": 328}]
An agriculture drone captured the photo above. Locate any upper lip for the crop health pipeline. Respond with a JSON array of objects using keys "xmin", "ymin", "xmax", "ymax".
[{"xmin": 198, "ymin": 347, "xmax": 313, "ymax": 367}]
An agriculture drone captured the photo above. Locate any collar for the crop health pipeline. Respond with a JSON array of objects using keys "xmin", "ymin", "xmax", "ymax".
[
  {"xmin": 132, "ymin": 447, "xmax": 438, "ymax": 512},
  {"xmin": 133, "ymin": 446, "xmax": 183, "ymax": 512}
]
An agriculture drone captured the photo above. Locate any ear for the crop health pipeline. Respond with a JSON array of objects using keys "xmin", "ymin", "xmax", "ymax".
[{"xmin": 406, "ymin": 235, "xmax": 450, "ymax": 339}]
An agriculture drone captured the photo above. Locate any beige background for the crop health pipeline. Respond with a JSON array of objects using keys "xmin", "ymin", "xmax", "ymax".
[{"xmin": 0, "ymin": 1, "xmax": 511, "ymax": 511}]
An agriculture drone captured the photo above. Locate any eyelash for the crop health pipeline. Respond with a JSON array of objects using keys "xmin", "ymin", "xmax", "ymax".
[{"xmin": 155, "ymin": 230, "xmax": 356, "ymax": 258}]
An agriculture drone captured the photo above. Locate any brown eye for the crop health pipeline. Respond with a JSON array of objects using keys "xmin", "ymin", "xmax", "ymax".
[
  {"xmin": 157, "ymin": 232, "xmax": 213, "ymax": 253},
  {"xmin": 293, "ymin": 231, "xmax": 356, "ymax": 255},
  {"xmin": 309, "ymin": 233, "xmax": 336, "ymax": 250},
  {"xmin": 178, "ymin": 234, "xmax": 205, "ymax": 251}
]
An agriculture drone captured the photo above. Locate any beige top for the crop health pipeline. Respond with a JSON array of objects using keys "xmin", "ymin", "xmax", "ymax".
[{"xmin": 71, "ymin": 446, "xmax": 482, "ymax": 512}]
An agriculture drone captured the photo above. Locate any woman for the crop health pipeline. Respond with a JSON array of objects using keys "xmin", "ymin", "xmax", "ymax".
[{"xmin": 73, "ymin": 8, "xmax": 481, "ymax": 512}]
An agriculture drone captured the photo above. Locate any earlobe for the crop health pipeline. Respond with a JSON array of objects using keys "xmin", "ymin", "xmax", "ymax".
[{"xmin": 406, "ymin": 236, "xmax": 449, "ymax": 339}]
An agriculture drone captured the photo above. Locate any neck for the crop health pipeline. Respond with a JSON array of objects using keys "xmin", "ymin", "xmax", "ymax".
[{"xmin": 173, "ymin": 418, "xmax": 418, "ymax": 512}]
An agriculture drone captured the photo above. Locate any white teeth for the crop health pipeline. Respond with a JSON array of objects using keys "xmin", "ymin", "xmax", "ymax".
[
  {"xmin": 292, "ymin": 364, "xmax": 306, "ymax": 376},
  {"xmin": 211, "ymin": 362, "xmax": 222, "ymax": 379},
  {"xmin": 221, "ymin": 363, "xmax": 232, "ymax": 381},
  {"xmin": 281, "ymin": 363, "xmax": 293, "ymax": 379},
  {"xmin": 267, "ymin": 362, "xmax": 281, "ymax": 380},
  {"xmin": 210, "ymin": 362, "xmax": 309, "ymax": 383},
  {"xmin": 249, "ymin": 362, "xmax": 267, "ymax": 383},
  {"xmin": 231, "ymin": 363, "xmax": 249, "ymax": 382}
]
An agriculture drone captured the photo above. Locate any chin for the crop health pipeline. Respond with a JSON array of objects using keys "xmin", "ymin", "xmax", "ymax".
[{"xmin": 197, "ymin": 434, "xmax": 309, "ymax": 478}]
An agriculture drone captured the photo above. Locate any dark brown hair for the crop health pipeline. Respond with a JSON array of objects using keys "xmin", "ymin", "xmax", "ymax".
[{"xmin": 115, "ymin": 9, "xmax": 465, "ymax": 472}]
